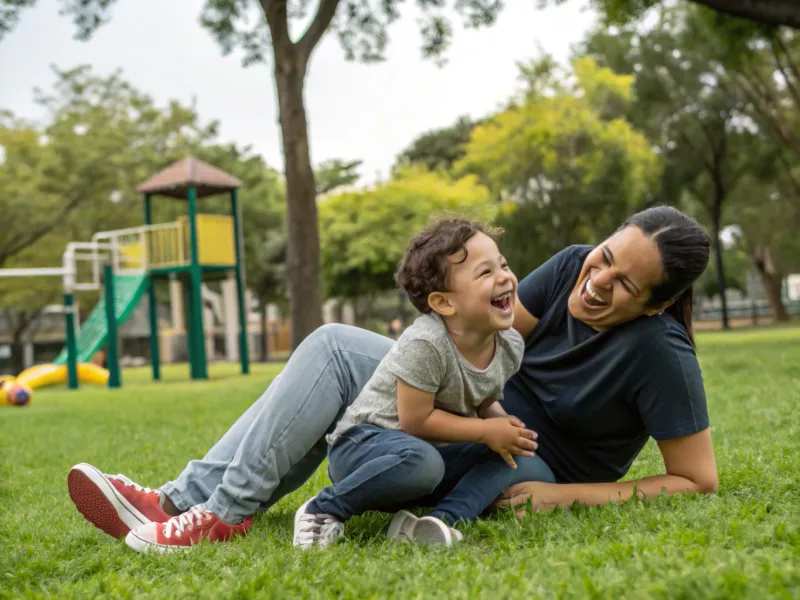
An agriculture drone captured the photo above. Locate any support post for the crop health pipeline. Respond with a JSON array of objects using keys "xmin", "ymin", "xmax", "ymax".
[
  {"xmin": 231, "ymin": 188, "xmax": 249, "ymax": 375},
  {"xmin": 64, "ymin": 293, "xmax": 79, "ymax": 390},
  {"xmin": 187, "ymin": 187, "xmax": 207, "ymax": 379},
  {"xmin": 104, "ymin": 265, "xmax": 121, "ymax": 388},
  {"xmin": 147, "ymin": 276, "xmax": 160, "ymax": 381},
  {"xmin": 144, "ymin": 193, "xmax": 154, "ymax": 271},
  {"xmin": 144, "ymin": 194, "xmax": 153, "ymax": 226}
]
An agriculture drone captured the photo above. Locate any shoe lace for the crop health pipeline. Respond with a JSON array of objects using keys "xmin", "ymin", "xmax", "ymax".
[
  {"xmin": 109, "ymin": 474, "xmax": 156, "ymax": 495},
  {"xmin": 163, "ymin": 505, "xmax": 210, "ymax": 539},
  {"xmin": 296, "ymin": 513, "xmax": 342, "ymax": 546}
]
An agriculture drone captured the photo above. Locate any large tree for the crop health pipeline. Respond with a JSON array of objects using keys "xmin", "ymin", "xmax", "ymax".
[
  {"xmin": 1, "ymin": 0, "xmax": 514, "ymax": 349},
  {"xmin": 584, "ymin": 5, "xmax": 758, "ymax": 329},
  {"xmin": 725, "ymin": 141, "xmax": 800, "ymax": 321}
]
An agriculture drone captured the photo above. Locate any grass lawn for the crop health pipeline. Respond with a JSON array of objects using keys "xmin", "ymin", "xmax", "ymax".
[{"xmin": 2, "ymin": 327, "xmax": 799, "ymax": 599}]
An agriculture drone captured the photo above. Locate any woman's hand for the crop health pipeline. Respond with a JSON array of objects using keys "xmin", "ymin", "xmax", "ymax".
[
  {"xmin": 481, "ymin": 417, "xmax": 538, "ymax": 468},
  {"xmin": 491, "ymin": 429, "xmax": 718, "ymax": 517},
  {"xmin": 493, "ymin": 481, "xmax": 545, "ymax": 516}
]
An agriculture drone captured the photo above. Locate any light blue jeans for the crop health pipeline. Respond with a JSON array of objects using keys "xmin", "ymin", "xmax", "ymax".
[{"xmin": 160, "ymin": 325, "xmax": 555, "ymax": 524}]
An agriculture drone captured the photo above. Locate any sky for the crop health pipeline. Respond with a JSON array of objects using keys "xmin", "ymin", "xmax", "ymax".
[{"xmin": 0, "ymin": 0, "xmax": 597, "ymax": 183}]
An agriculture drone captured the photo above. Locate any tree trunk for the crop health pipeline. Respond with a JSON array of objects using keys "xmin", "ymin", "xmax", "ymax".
[
  {"xmin": 759, "ymin": 271, "xmax": 789, "ymax": 322},
  {"xmin": 259, "ymin": 300, "xmax": 269, "ymax": 362},
  {"xmin": 752, "ymin": 247, "xmax": 790, "ymax": 322},
  {"xmin": 711, "ymin": 191, "xmax": 730, "ymax": 330},
  {"xmin": 273, "ymin": 53, "xmax": 323, "ymax": 350},
  {"xmin": 6, "ymin": 310, "xmax": 36, "ymax": 375},
  {"xmin": 11, "ymin": 338, "xmax": 25, "ymax": 376},
  {"xmin": 353, "ymin": 295, "xmax": 375, "ymax": 328},
  {"xmin": 332, "ymin": 298, "xmax": 345, "ymax": 324}
]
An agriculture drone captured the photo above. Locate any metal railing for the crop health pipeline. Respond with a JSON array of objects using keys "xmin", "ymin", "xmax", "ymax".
[{"xmin": 92, "ymin": 221, "xmax": 186, "ymax": 273}]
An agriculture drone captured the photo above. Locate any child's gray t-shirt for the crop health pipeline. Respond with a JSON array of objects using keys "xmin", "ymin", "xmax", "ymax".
[{"xmin": 328, "ymin": 313, "xmax": 525, "ymax": 445}]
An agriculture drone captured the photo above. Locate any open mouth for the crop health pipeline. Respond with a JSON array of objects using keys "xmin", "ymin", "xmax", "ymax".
[
  {"xmin": 581, "ymin": 279, "xmax": 608, "ymax": 309},
  {"xmin": 490, "ymin": 291, "xmax": 513, "ymax": 313}
]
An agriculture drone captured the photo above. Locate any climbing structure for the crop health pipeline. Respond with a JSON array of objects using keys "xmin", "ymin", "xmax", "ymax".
[
  {"xmin": 133, "ymin": 156, "xmax": 250, "ymax": 382},
  {"xmin": 50, "ymin": 157, "xmax": 250, "ymax": 388}
]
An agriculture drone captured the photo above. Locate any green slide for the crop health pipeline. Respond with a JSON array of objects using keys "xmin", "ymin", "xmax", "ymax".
[{"xmin": 54, "ymin": 274, "xmax": 149, "ymax": 365}]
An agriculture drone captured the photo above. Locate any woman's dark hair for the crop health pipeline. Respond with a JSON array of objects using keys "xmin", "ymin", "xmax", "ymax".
[{"xmin": 621, "ymin": 206, "xmax": 710, "ymax": 345}]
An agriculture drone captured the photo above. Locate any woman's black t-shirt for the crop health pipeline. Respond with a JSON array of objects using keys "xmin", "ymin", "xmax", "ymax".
[{"xmin": 500, "ymin": 245, "xmax": 709, "ymax": 484}]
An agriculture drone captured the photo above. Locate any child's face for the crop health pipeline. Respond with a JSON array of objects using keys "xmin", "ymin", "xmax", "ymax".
[{"xmin": 436, "ymin": 232, "xmax": 518, "ymax": 332}]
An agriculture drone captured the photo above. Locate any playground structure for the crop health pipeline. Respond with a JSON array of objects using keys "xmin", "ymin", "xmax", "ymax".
[{"xmin": 0, "ymin": 157, "xmax": 250, "ymax": 401}]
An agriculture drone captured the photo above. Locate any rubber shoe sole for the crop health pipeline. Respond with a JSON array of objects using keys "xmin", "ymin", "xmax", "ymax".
[
  {"xmin": 411, "ymin": 516, "xmax": 454, "ymax": 546},
  {"xmin": 67, "ymin": 463, "xmax": 151, "ymax": 539},
  {"xmin": 125, "ymin": 527, "xmax": 190, "ymax": 554}
]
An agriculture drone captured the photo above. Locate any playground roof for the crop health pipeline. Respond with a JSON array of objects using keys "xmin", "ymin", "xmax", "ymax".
[{"xmin": 136, "ymin": 157, "xmax": 243, "ymax": 199}]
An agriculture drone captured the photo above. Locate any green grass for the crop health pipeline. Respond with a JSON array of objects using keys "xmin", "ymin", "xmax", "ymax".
[{"xmin": 2, "ymin": 328, "xmax": 799, "ymax": 599}]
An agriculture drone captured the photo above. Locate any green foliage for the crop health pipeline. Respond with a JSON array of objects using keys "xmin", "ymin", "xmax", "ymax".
[
  {"xmin": 2, "ymin": 328, "xmax": 800, "ymax": 597},
  {"xmin": 696, "ymin": 246, "xmax": 750, "ymax": 297},
  {"xmin": 319, "ymin": 165, "xmax": 494, "ymax": 300},
  {"xmin": 457, "ymin": 56, "xmax": 660, "ymax": 276},
  {"xmin": 316, "ymin": 158, "xmax": 362, "ymax": 195},
  {"xmin": 394, "ymin": 116, "xmax": 481, "ymax": 174},
  {"xmin": 198, "ymin": 0, "xmax": 506, "ymax": 67}
]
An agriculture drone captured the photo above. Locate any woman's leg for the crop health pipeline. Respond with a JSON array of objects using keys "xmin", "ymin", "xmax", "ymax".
[{"xmin": 160, "ymin": 324, "xmax": 394, "ymax": 523}]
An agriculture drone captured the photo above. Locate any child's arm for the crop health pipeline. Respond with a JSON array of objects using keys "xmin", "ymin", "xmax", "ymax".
[
  {"xmin": 477, "ymin": 397, "xmax": 508, "ymax": 419},
  {"xmin": 397, "ymin": 380, "xmax": 537, "ymax": 468}
]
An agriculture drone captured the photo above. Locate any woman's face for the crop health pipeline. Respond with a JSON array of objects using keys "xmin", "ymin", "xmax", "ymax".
[{"xmin": 568, "ymin": 226, "xmax": 667, "ymax": 331}]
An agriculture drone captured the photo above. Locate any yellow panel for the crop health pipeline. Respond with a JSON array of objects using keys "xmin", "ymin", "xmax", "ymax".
[
  {"xmin": 119, "ymin": 241, "xmax": 144, "ymax": 269},
  {"xmin": 197, "ymin": 214, "xmax": 235, "ymax": 266},
  {"xmin": 144, "ymin": 226, "xmax": 187, "ymax": 269}
]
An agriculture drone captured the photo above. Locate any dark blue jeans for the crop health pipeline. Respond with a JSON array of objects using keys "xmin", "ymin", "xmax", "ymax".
[{"xmin": 308, "ymin": 424, "xmax": 556, "ymax": 525}]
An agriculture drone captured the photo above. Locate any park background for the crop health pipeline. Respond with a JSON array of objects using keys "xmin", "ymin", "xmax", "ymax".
[
  {"xmin": 1, "ymin": 1, "xmax": 799, "ymax": 597},
  {"xmin": 1, "ymin": 0, "xmax": 799, "ymax": 375}
]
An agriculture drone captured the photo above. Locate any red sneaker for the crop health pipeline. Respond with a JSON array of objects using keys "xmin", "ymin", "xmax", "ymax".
[
  {"xmin": 68, "ymin": 463, "xmax": 170, "ymax": 538},
  {"xmin": 125, "ymin": 505, "xmax": 253, "ymax": 553}
]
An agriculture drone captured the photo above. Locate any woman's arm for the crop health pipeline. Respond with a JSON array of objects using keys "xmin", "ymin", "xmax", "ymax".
[
  {"xmin": 495, "ymin": 428, "xmax": 718, "ymax": 513},
  {"xmin": 513, "ymin": 298, "xmax": 539, "ymax": 339}
]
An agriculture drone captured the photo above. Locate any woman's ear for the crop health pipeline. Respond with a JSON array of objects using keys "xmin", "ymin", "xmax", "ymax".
[
  {"xmin": 646, "ymin": 298, "xmax": 675, "ymax": 317},
  {"xmin": 428, "ymin": 291, "xmax": 456, "ymax": 317}
]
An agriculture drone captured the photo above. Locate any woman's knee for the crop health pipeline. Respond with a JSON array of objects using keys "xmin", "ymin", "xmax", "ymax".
[
  {"xmin": 399, "ymin": 442, "xmax": 445, "ymax": 495},
  {"xmin": 301, "ymin": 323, "xmax": 352, "ymax": 351}
]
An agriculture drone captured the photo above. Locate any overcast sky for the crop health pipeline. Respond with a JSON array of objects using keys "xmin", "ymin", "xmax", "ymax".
[{"xmin": 0, "ymin": 0, "xmax": 596, "ymax": 183}]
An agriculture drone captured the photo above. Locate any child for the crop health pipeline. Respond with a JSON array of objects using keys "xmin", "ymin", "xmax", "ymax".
[{"xmin": 293, "ymin": 218, "xmax": 540, "ymax": 549}]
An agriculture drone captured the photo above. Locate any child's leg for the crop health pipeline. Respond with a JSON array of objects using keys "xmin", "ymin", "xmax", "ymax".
[
  {"xmin": 307, "ymin": 425, "xmax": 445, "ymax": 522},
  {"xmin": 425, "ymin": 445, "xmax": 556, "ymax": 526}
]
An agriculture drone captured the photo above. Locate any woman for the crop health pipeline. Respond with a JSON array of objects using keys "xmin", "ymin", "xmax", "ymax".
[{"xmin": 67, "ymin": 206, "xmax": 718, "ymax": 551}]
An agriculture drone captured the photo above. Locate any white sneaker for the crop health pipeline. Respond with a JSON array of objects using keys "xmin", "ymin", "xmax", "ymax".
[
  {"xmin": 387, "ymin": 511, "xmax": 462, "ymax": 546},
  {"xmin": 293, "ymin": 498, "xmax": 344, "ymax": 549}
]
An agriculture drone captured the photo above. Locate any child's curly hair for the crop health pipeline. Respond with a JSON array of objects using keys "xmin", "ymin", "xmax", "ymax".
[{"xmin": 395, "ymin": 218, "xmax": 503, "ymax": 314}]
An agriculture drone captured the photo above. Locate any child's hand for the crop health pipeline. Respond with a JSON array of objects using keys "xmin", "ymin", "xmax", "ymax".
[{"xmin": 480, "ymin": 417, "xmax": 538, "ymax": 469}]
